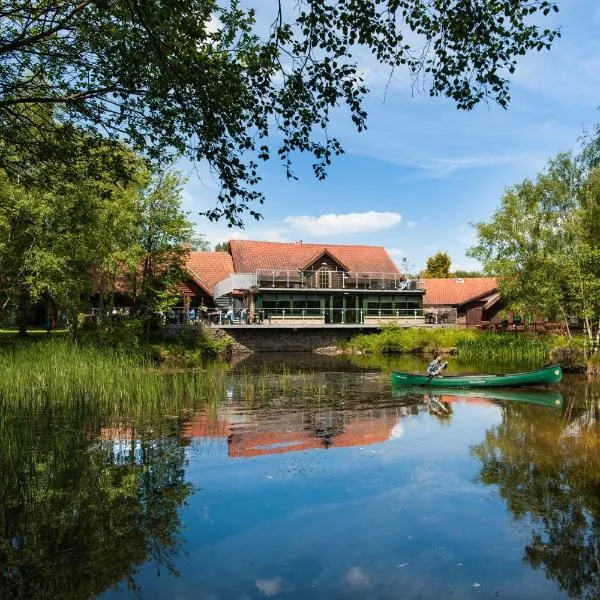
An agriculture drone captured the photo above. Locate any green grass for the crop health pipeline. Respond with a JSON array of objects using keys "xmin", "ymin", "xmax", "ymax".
[
  {"xmin": 456, "ymin": 332, "xmax": 565, "ymax": 361},
  {"xmin": 345, "ymin": 325, "xmax": 568, "ymax": 363},
  {"xmin": 346, "ymin": 326, "xmax": 478, "ymax": 354},
  {"xmin": 0, "ymin": 339, "xmax": 230, "ymax": 410},
  {"xmin": 0, "ymin": 328, "xmax": 68, "ymax": 341},
  {"xmin": 0, "ymin": 338, "xmax": 328, "ymax": 410}
]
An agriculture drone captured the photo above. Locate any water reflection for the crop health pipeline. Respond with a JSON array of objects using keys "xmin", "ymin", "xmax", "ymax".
[
  {"xmin": 472, "ymin": 383, "xmax": 600, "ymax": 600},
  {"xmin": 0, "ymin": 402, "xmax": 192, "ymax": 599},
  {"xmin": 1, "ymin": 358, "xmax": 600, "ymax": 600}
]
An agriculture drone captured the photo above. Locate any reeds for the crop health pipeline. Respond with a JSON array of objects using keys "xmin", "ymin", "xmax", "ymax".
[
  {"xmin": 346, "ymin": 326, "xmax": 564, "ymax": 362},
  {"xmin": 456, "ymin": 333, "xmax": 561, "ymax": 361},
  {"xmin": 0, "ymin": 340, "xmax": 331, "ymax": 415},
  {"xmin": 0, "ymin": 340, "xmax": 229, "ymax": 414},
  {"xmin": 346, "ymin": 326, "xmax": 478, "ymax": 354},
  {"xmin": 231, "ymin": 365, "xmax": 324, "ymax": 407}
]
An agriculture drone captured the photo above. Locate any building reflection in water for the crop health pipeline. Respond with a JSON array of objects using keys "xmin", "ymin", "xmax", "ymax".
[{"xmin": 180, "ymin": 403, "xmax": 421, "ymax": 458}]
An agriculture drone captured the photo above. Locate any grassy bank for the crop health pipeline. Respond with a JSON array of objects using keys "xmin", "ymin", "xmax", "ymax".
[
  {"xmin": 344, "ymin": 326, "xmax": 578, "ymax": 366},
  {"xmin": 0, "ymin": 339, "xmax": 328, "ymax": 408},
  {"xmin": 0, "ymin": 324, "xmax": 231, "ymax": 367},
  {"xmin": 0, "ymin": 339, "xmax": 231, "ymax": 407}
]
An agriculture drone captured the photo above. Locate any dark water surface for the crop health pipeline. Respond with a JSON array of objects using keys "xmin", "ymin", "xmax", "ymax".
[{"xmin": 2, "ymin": 353, "xmax": 600, "ymax": 600}]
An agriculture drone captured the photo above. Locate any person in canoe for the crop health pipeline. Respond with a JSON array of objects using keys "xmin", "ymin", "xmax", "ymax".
[{"xmin": 426, "ymin": 354, "xmax": 447, "ymax": 378}]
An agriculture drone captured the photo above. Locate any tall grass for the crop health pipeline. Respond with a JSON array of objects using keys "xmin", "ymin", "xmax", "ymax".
[
  {"xmin": 346, "ymin": 326, "xmax": 478, "ymax": 354},
  {"xmin": 0, "ymin": 339, "xmax": 229, "ymax": 412},
  {"xmin": 457, "ymin": 332, "xmax": 564, "ymax": 361},
  {"xmin": 346, "ymin": 325, "xmax": 566, "ymax": 363},
  {"xmin": 0, "ymin": 340, "xmax": 330, "ymax": 412}
]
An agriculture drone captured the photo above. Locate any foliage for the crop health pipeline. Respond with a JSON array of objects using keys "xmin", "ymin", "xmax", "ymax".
[
  {"xmin": 469, "ymin": 135, "xmax": 600, "ymax": 352},
  {"xmin": 423, "ymin": 251, "xmax": 452, "ymax": 278},
  {"xmin": 456, "ymin": 332, "xmax": 563, "ymax": 361},
  {"xmin": 0, "ymin": 1, "xmax": 560, "ymax": 225},
  {"xmin": 214, "ymin": 241, "xmax": 231, "ymax": 253},
  {"xmin": 0, "ymin": 116, "xmax": 146, "ymax": 336},
  {"xmin": 346, "ymin": 326, "xmax": 578, "ymax": 365},
  {"xmin": 451, "ymin": 269, "xmax": 483, "ymax": 278},
  {"xmin": 346, "ymin": 325, "xmax": 478, "ymax": 354},
  {"xmin": 132, "ymin": 170, "xmax": 197, "ymax": 316},
  {"xmin": 0, "ymin": 338, "xmax": 229, "ymax": 404},
  {"xmin": 189, "ymin": 233, "xmax": 211, "ymax": 251}
]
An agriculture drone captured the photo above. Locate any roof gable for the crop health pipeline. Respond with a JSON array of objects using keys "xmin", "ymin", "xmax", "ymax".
[
  {"xmin": 229, "ymin": 240, "xmax": 399, "ymax": 274},
  {"xmin": 423, "ymin": 277, "xmax": 498, "ymax": 306},
  {"xmin": 300, "ymin": 248, "xmax": 350, "ymax": 272},
  {"xmin": 185, "ymin": 251, "xmax": 234, "ymax": 294}
]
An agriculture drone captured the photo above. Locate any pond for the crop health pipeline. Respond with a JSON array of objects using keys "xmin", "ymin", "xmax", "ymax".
[{"xmin": 2, "ymin": 353, "xmax": 600, "ymax": 600}]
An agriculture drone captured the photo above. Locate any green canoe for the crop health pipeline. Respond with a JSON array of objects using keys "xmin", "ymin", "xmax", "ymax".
[
  {"xmin": 391, "ymin": 364, "xmax": 563, "ymax": 388},
  {"xmin": 391, "ymin": 386, "xmax": 563, "ymax": 408}
]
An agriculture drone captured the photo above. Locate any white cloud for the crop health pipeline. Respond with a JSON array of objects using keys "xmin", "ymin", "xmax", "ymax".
[
  {"xmin": 256, "ymin": 578, "xmax": 292, "ymax": 597},
  {"xmin": 386, "ymin": 247, "xmax": 405, "ymax": 257},
  {"xmin": 284, "ymin": 211, "xmax": 402, "ymax": 237},
  {"xmin": 344, "ymin": 567, "xmax": 370, "ymax": 589}
]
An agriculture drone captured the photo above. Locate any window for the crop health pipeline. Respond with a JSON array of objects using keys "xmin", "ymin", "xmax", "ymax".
[
  {"xmin": 366, "ymin": 299, "xmax": 380, "ymax": 315},
  {"xmin": 318, "ymin": 268, "xmax": 329, "ymax": 288}
]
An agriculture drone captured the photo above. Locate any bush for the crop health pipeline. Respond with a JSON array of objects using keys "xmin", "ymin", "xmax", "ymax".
[{"xmin": 550, "ymin": 344, "xmax": 586, "ymax": 371}]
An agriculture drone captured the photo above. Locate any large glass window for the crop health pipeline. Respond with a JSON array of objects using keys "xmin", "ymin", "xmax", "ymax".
[
  {"xmin": 366, "ymin": 298, "xmax": 380, "ymax": 315},
  {"xmin": 380, "ymin": 299, "xmax": 393, "ymax": 315},
  {"xmin": 258, "ymin": 293, "xmax": 327, "ymax": 316}
]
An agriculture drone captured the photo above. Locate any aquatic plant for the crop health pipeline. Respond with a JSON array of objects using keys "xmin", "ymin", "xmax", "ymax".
[
  {"xmin": 346, "ymin": 326, "xmax": 569, "ymax": 364},
  {"xmin": 0, "ymin": 339, "xmax": 229, "ymax": 411},
  {"xmin": 456, "ymin": 333, "xmax": 564, "ymax": 361}
]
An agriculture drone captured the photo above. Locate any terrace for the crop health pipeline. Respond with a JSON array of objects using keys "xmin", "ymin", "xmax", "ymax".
[{"xmin": 213, "ymin": 270, "xmax": 425, "ymax": 299}]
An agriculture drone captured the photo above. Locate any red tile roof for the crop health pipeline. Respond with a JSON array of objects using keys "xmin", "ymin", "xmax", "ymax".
[
  {"xmin": 185, "ymin": 251, "xmax": 234, "ymax": 294},
  {"xmin": 229, "ymin": 240, "xmax": 400, "ymax": 274},
  {"xmin": 423, "ymin": 277, "xmax": 498, "ymax": 306}
]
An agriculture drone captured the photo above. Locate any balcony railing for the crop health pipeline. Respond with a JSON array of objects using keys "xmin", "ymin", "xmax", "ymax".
[
  {"xmin": 255, "ymin": 269, "xmax": 423, "ymax": 291},
  {"xmin": 212, "ymin": 270, "xmax": 424, "ymax": 296},
  {"xmin": 213, "ymin": 307, "xmax": 456, "ymax": 326}
]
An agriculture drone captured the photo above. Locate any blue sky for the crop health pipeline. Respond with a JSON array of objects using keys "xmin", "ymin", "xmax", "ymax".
[{"xmin": 180, "ymin": 1, "xmax": 600, "ymax": 273}]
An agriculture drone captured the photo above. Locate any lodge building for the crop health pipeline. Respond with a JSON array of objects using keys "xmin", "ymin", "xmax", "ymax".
[{"xmin": 181, "ymin": 240, "xmax": 426, "ymax": 325}]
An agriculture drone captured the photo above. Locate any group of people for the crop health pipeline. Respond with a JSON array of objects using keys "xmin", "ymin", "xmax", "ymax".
[
  {"xmin": 222, "ymin": 307, "xmax": 250, "ymax": 324},
  {"xmin": 184, "ymin": 305, "xmax": 253, "ymax": 325}
]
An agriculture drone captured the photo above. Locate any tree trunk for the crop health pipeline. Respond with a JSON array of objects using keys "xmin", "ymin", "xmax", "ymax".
[{"xmin": 17, "ymin": 288, "xmax": 28, "ymax": 337}]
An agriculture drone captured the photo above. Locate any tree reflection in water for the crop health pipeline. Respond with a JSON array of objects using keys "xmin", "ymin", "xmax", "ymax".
[
  {"xmin": 471, "ymin": 385, "xmax": 600, "ymax": 600},
  {"xmin": 0, "ymin": 401, "xmax": 192, "ymax": 600}
]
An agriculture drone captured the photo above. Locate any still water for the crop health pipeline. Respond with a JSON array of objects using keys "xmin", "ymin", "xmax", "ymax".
[{"xmin": 2, "ymin": 353, "xmax": 600, "ymax": 600}]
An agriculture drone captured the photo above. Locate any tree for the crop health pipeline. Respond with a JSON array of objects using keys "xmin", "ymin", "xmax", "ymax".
[
  {"xmin": 451, "ymin": 269, "xmax": 483, "ymax": 278},
  {"xmin": 0, "ymin": 118, "xmax": 145, "ymax": 337},
  {"xmin": 468, "ymin": 141, "xmax": 600, "ymax": 350},
  {"xmin": 423, "ymin": 251, "xmax": 451, "ymax": 278},
  {"xmin": 133, "ymin": 171, "xmax": 197, "ymax": 315},
  {"xmin": 189, "ymin": 234, "xmax": 211, "ymax": 252},
  {"xmin": 0, "ymin": 1, "xmax": 561, "ymax": 225},
  {"xmin": 214, "ymin": 241, "xmax": 231, "ymax": 253},
  {"xmin": 0, "ymin": 399, "xmax": 192, "ymax": 598}
]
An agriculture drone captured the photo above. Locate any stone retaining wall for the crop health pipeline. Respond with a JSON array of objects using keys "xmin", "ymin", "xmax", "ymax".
[{"xmin": 215, "ymin": 326, "xmax": 379, "ymax": 353}]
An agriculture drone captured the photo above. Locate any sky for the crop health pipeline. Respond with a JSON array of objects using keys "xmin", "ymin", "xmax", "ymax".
[{"xmin": 179, "ymin": 1, "xmax": 600, "ymax": 273}]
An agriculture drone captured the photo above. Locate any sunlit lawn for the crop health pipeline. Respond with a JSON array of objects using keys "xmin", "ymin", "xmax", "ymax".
[{"xmin": 0, "ymin": 329, "xmax": 69, "ymax": 344}]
